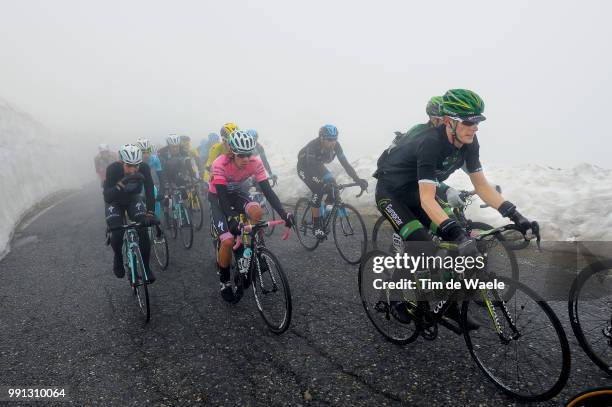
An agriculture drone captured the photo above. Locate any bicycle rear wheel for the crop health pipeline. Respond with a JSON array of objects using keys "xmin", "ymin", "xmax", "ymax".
[
  {"xmin": 179, "ymin": 204, "xmax": 194, "ymax": 249},
  {"xmin": 333, "ymin": 203, "xmax": 367, "ymax": 264},
  {"xmin": 251, "ymin": 247, "xmax": 292, "ymax": 334},
  {"xmin": 150, "ymin": 226, "xmax": 169, "ymax": 270},
  {"xmin": 294, "ymin": 197, "xmax": 319, "ymax": 251},
  {"xmin": 569, "ymin": 259, "xmax": 612, "ymax": 375},
  {"xmin": 131, "ymin": 246, "xmax": 151, "ymax": 323},
  {"xmin": 463, "ymin": 275, "xmax": 570, "ymax": 402},
  {"xmin": 358, "ymin": 250, "xmax": 420, "ymax": 344},
  {"xmin": 372, "ymin": 215, "xmax": 396, "ymax": 253}
]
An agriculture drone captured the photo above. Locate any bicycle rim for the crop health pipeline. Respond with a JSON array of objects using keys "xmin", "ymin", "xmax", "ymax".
[
  {"xmin": 332, "ymin": 203, "xmax": 367, "ymax": 264},
  {"xmin": 358, "ymin": 250, "xmax": 419, "ymax": 344},
  {"xmin": 294, "ymin": 198, "xmax": 319, "ymax": 251},
  {"xmin": 252, "ymin": 247, "xmax": 292, "ymax": 334},
  {"xmin": 569, "ymin": 260, "xmax": 612, "ymax": 375},
  {"xmin": 463, "ymin": 276, "xmax": 570, "ymax": 401}
]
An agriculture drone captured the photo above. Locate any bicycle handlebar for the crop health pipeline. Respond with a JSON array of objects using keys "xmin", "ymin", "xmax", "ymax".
[
  {"xmin": 108, "ymin": 218, "xmax": 160, "ymax": 232},
  {"xmin": 232, "ymin": 219, "xmax": 291, "ymax": 250},
  {"xmin": 336, "ymin": 182, "xmax": 367, "ymax": 198},
  {"xmin": 477, "ymin": 221, "xmax": 541, "ymax": 250}
]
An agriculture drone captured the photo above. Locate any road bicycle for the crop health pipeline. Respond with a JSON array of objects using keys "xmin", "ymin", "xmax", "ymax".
[
  {"xmin": 109, "ymin": 219, "xmax": 159, "ymax": 323},
  {"xmin": 294, "ymin": 182, "xmax": 367, "ymax": 264},
  {"xmin": 164, "ymin": 185, "xmax": 193, "ymax": 249},
  {"xmin": 359, "ymin": 223, "xmax": 571, "ymax": 402},
  {"xmin": 214, "ymin": 218, "xmax": 293, "ymax": 334}
]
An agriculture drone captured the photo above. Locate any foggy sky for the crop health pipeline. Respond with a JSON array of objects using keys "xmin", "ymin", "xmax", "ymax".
[{"xmin": 1, "ymin": 0, "xmax": 610, "ymax": 167}]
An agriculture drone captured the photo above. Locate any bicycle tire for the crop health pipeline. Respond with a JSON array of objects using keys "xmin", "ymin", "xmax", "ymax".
[
  {"xmin": 463, "ymin": 275, "xmax": 570, "ymax": 402},
  {"xmin": 569, "ymin": 259, "xmax": 612, "ymax": 375},
  {"xmin": 179, "ymin": 204, "xmax": 194, "ymax": 249},
  {"xmin": 332, "ymin": 203, "xmax": 367, "ymax": 264},
  {"xmin": 251, "ymin": 247, "xmax": 292, "ymax": 334},
  {"xmin": 294, "ymin": 197, "xmax": 320, "ymax": 251},
  {"xmin": 131, "ymin": 246, "xmax": 151, "ymax": 323},
  {"xmin": 358, "ymin": 250, "xmax": 420, "ymax": 344},
  {"xmin": 192, "ymin": 190, "xmax": 205, "ymax": 231},
  {"xmin": 471, "ymin": 224, "xmax": 519, "ymax": 303},
  {"xmin": 150, "ymin": 226, "xmax": 169, "ymax": 270}
]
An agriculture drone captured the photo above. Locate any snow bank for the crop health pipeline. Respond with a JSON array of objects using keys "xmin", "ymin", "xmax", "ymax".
[
  {"xmin": 0, "ymin": 98, "xmax": 90, "ymax": 258},
  {"xmin": 266, "ymin": 147, "xmax": 612, "ymax": 241}
]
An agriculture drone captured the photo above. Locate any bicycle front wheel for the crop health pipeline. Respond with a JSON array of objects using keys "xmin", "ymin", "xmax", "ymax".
[
  {"xmin": 333, "ymin": 203, "xmax": 367, "ymax": 264},
  {"xmin": 569, "ymin": 259, "xmax": 612, "ymax": 375},
  {"xmin": 463, "ymin": 275, "xmax": 570, "ymax": 402},
  {"xmin": 251, "ymin": 247, "xmax": 292, "ymax": 334},
  {"xmin": 473, "ymin": 227, "xmax": 518, "ymax": 303},
  {"xmin": 131, "ymin": 246, "xmax": 151, "ymax": 323},
  {"xmin": 179, "ymin": 204, "xmax": 194, "ymax": 249},
  {"xmin": 150, "ymin": 226, "xmax": 169, "ymax": 270},
  {"xmin": 294, "ymin": 197, "xmax": 319, "ymax": 251}
]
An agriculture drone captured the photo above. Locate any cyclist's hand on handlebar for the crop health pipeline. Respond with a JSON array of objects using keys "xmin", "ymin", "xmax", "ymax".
[
  {"xmin": 458, "ymin": 238, "xmax": 481, "ymax": 257},
  {"xmin": 282, "ymin": 212, "xmax": 294, "ymax": 229},
  {"xmin": 498, "ymin": 201, "xmax": 532, "ymax": 235},
  {"xmin": 356, "ymin": 178, "xmax": 368, "ymax": 191},
  {"xmin": 510, "ymin": 211, "xmax": 532, "ymax": 235}
]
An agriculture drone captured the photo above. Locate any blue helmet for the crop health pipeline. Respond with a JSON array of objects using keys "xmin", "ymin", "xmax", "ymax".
[
  {"xmin": 319, "ymin": 124, "xmax": 338, "ymax": 140},
  {"xmin": 208, "ymin": 132, "xmax": 220, "ymax": 142},
  {"xmin": 246, "ymin": 129, "xmax": 259, "ymax": 142}
]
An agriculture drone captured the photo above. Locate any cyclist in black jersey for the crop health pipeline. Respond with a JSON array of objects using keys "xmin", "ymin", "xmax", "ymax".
[
  {"xmin": 297, "ymin": 125, "xmax": 369, "ymax": 239},
  {"xmin": 103, "ymin": 144, "xmax": 156, "ymax": 283},
  {"xmin": 373, "ymin": 89, "xmax": 534, "ymax": 326}
]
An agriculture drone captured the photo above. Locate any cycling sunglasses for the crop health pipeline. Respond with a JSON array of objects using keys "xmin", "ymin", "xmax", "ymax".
[
  {"xmin": 236, "ymin": 153, "xmax": 252, "ymax": 159},
  {"xmin": 125, "ymin": 163, "xmax": 140, "ymax": 169}
]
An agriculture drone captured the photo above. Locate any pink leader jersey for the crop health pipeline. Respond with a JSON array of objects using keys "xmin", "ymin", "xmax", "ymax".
[{"xmin": 208, "ymin": 153, "xmax": 268, "ymax": 194}]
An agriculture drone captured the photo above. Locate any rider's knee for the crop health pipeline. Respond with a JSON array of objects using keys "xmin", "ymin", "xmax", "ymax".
[{"xmin": 219, "ymin": 232, "xmax": 235, "ymax": 248}]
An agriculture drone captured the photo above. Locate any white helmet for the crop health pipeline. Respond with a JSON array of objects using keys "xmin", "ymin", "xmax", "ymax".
[
  {"xmin": 228, "ymin": 130, "xmax": 256, "ymax": 155},
  {"xmin": 166, "ymin": 134, "xmax": 181, "ymax": 146},
  {"xmin": 98, "ymin": 143, "xmax": 109, "ymax": 152},
  {"xmin": 119, "ymin": 144, "xmax": 143, "ymax": 165},
  {"xmin": 135, "ymin": 138, "xmax": 151, "ymax": 152}
]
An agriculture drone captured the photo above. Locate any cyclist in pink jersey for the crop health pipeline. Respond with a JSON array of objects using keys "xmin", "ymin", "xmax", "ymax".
[{"xmin": 207, "ymin": 130, "xmax": 293, "ymax": 301}]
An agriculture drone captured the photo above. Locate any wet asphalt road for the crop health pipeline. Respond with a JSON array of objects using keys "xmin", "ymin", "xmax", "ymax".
[{"xmin": 0, "ymin": 182, "xmax": 610, "ymax": 406}]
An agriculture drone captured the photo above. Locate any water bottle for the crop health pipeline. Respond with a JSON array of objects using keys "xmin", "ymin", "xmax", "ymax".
[
  {"xmin": 320, "ymin": 202, "xmax": 326, "ymax": 218},
  {"xmin": 238, "ymin": 247, "xmax": 252, "ymax": 274}
]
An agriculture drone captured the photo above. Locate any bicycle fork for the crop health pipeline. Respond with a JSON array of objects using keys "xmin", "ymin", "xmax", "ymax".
[{"xmin": 482, "ymin": 289, "xmax": 520, "ymax": 343}]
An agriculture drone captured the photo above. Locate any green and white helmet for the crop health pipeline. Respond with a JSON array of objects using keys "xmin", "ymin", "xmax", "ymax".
[
  {"xmin": 228, "ymin": 130, "xmax": 256, "ymax": 155},
  {"xmin": 425, "ymin": 96, "xmax": 443, "ymax": 117},
  {"xmin": 440, "ymin": 89, "xmax": 486, "ymax": 123}
]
